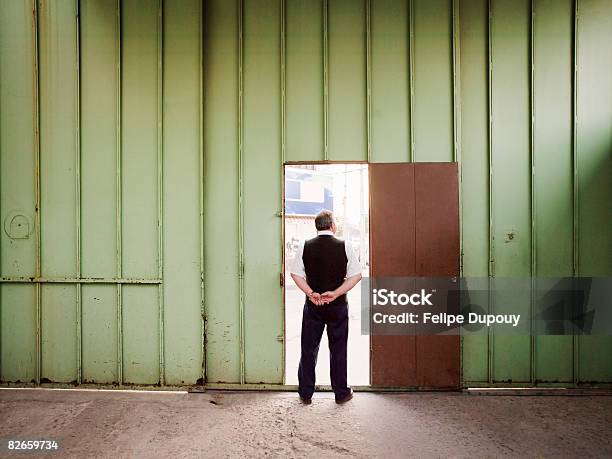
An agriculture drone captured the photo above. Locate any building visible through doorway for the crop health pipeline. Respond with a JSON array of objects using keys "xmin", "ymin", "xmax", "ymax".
[{"xmin": 284, "ymin": 163, "xmax": 369, "ymax": 386}]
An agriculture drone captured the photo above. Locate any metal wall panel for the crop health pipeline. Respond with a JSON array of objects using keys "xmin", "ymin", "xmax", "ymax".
[
  {"xmin": 413, "ymin": 0, "xmax": 454, "ymax": 162},
  {"xmin": 533, "ymin": 0, "xmax": 574, "ymax": 383},
  {"xmin": 122, "ymin": 0, "xmax": 159, "ymax": 280},
  {"xmin": 285, "ymin": 0, "xmax": 324, "ymax": 162},
  {"xmin": 162, "ymin": 0, "xmax": 203, "ymax": 385},
  {"xmin": 203, "ymin": 0, "xmax": 241, "ymax": 383},
  {"xmin": 80, "ymin": 0, "xmax": 119, "ymax": 279},
  {"xmin": 79, "ymin": 0, "xmax": 120, "ymax": 384},
  {"xmin": 243, "ymin": 0, "xmax": 284, "ymax": 384},
  {"xmin": 41, "ymin": 285, "xmax": 77, "ymax": 382},
  {"xmin": 38, "ymin": 0, "xmax": 79, "ymax": 384},
  {"xmin": 39, "ymin": 0, "xmax": 78, "ymax": 279},
  {"xmin": 119, "ymin": 0, "xmax": 160, "ymax": 385},
  {"xmin": 123, "ymin": 285, "xmax": 159, "ymax": 384},
  {"xmin": 490, "ymin": 0, "xmax": 532, "ymax": 383},
  {"xmin": 370, "ymin": 0, "xmax": 410, "ymax": 163},
  {"xmin": 576, "ymin": 0, "xmax": 612, "ymax": 382},
  {"xmin": 1, "ymin": 286, "xmax": 37, "ymax": 383},
  {"xmin": 0, "ymin": 0, "xmax": 38, "ymax": 277},
  {"xmin": 458, "ymin": 0, "xmax": 489, "ymax": 383},
  {"xmin": 328, "ymin": 0, "xmax": 367, "ymax": 161},
  {"xmin": 0, "ymin": 0, "xmax": 38, "ymax": 383},
  {"xmin": 81, "ymin": 285, "xmax": 117, "ymax": 383}
]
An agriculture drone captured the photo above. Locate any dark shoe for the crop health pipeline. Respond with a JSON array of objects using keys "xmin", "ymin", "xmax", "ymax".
[
  {"xmin": 299, "ymin": 395, "xmax": 312, "ymax": 405},
  {"xmin": 335, "ymin": 389, "xmax": 353, "ymax": 404}
]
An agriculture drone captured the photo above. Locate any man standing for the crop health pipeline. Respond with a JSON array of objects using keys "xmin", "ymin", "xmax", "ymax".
[{"xmin": 290, "ymin": 210, "xmax": 362, "ymax": 404}]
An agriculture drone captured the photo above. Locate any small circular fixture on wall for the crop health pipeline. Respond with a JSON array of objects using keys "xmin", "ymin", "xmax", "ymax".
[{"xmin": 4, "ymin": 210, "xmax": 34, "ymax": 240}]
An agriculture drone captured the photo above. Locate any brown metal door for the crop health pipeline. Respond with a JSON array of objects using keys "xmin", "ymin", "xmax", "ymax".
[{"xmin": 369, "ymin": 163, "xmax": 460, "ymax": 388}]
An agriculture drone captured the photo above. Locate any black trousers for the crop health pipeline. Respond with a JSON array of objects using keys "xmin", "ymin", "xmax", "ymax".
[{"xmin": 297, "ymin": 301, "xmax": 351, "ymax": 401}]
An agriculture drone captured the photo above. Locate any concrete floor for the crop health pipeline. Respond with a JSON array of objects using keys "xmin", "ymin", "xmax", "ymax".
[{"xmin": 1, "ymin": 389, "xmax": 611, "ymax": 458}]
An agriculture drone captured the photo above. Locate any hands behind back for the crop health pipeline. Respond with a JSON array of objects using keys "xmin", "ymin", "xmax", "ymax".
[{"xmin": 307, "ymin": 290, "xmax": 338, "ymax": 306}]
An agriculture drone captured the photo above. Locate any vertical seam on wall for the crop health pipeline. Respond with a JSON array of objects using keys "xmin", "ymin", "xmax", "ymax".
[
  {"xmin": 157, "ymin": 0, "xmax": 165, "ymax": 387},
  {"xmin": 452, "ymin": 0, "xmax": 462, "ymax": 269},
  {"xmin": 75, "ymin": 0, "xmax": 82, "ymax": 385},
  {"xmin": 0, "ymin": 4, "xmax": 2, "ymax": 383},
  {"xmin": 572, "ymin": 0, "xmax": 579, "ymax": 281},
  {"xmin": 408, "ymin": 0, "xmax": 415, "ymax": 162},
  {"xmin": 238, "ymin": 0, "xmax": 246, "ymax": 385},
  {"xmin": 412, "ymin": 164, "xmax": 417, "ymax": 384},
  {"xmin": 281, "ymin": 0, "xmax": 286, "ymax": 166},
  {"xmin": 199, "ymin": 0, "xmax": 206, "ymax": 386},
  {"xmin": 366, "ymin": 0, "xmax": 372, "ymax": 162},
  {"xmin": 530, "ymin": 0, "xmax": 536, "ymax": 386},
  {"xmin": 452, "ymin": 0, "xmax": 461, "ymax": 165},
  {"xmin": 33, "ymin": 0, "xmax": 42, "ymax": 386},
  {"xmin": 572, "ymin": 0, "xmax": 580, "ymax": 385},
  {"xmin": 116, "ymin": 0, "xmax": 123, "ymax": 386},
  {"xmin": 452, "ymin": 0, "xmax": 464, "ymax": 385},
  {"xmin": 487, "ymin": 0, "xmax": 494, "ymax": 385},
  {"xmin": 280, "ymin": 0, "xmax": 286, "ymax": 384},
  {"xmin": 323, "ymin": 0, "xmax": 329, "ymax": 161}
]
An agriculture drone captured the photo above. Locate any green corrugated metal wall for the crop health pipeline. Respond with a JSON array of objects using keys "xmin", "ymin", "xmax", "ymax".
[{"xmin": 0, "ymin": 0, "xmax": 610, "ymax": 387}]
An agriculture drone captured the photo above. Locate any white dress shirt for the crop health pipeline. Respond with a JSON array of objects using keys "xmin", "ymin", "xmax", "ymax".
[{"xmin": 289, "ymin": 230, "xmax": 362, "ymax": 279}]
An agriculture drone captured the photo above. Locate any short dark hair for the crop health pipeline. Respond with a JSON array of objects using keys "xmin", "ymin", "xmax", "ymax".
[{"xmin": 315, "ymin": 210, "xmax": 334, "ymax": 231}]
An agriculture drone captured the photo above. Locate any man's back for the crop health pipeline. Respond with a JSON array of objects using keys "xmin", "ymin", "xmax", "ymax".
[{"xmin": 302, "ymin": 235, "xmax": 348, "ymax": 306}]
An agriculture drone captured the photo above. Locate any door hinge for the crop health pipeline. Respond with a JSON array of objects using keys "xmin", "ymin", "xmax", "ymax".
[{"xmin": 280, "ymin": 272, "xmax": 284, "ymax": 287}]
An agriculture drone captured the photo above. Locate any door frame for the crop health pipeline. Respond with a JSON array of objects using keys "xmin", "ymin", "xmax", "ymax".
[{"xmin": 281, "ymin": 161, "xmax": 368, "ymax": 386}]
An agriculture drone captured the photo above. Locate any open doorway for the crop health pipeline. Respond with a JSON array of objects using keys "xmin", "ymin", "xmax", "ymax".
[{"xmin": 283, "ymin": 163, "xmax": 370, "ymax": 386}]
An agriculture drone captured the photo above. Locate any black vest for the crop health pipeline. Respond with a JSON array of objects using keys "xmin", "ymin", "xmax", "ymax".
[{"xmin": 303, "ymin": 235, "xmax": 348, "ymax": 306}]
